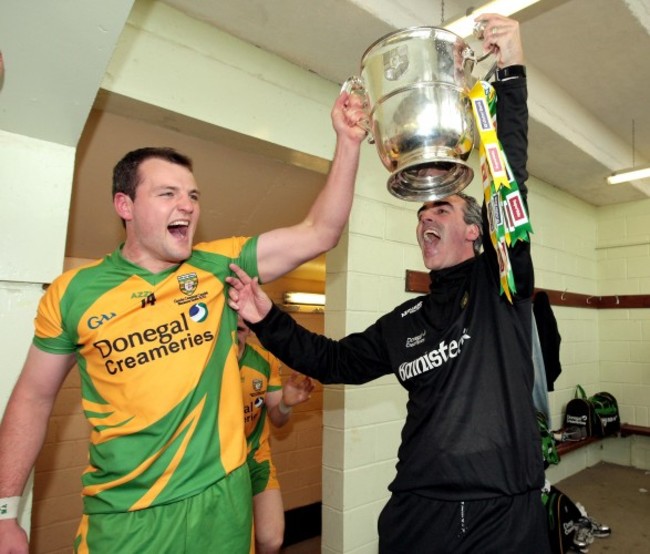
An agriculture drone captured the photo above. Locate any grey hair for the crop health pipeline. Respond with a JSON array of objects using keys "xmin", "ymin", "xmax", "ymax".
[{"xmin": 456, "ymin": 192, "xmax": 483, "ymax": 255}]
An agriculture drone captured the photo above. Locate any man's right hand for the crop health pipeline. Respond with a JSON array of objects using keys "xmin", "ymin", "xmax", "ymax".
[
  {"xmin": 331, "ymin": 89, "xmax": 369, "ymax": 146},
  {"xmin": 226, "ymin": 263, "xmax": 274, "ymax": 323},
  {"xmin": 474, "ymin": 13, "xmax": 524, "ymax": 68},
  {"xmin": 0, "ymin": 519, "xmax": 29, "ymax": 554}
]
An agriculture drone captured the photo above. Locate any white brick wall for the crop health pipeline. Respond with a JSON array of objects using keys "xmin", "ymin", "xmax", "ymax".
[{"xmin": 597, "ymin": 199, "xmax": 650, "ymax": 429}]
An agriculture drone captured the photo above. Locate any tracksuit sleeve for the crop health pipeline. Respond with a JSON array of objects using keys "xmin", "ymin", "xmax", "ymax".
[
  {"xmin": 482, "ymin": 76, "xmax": 534, "ymax": 299},
  {"xmin": 248, "ymin": 304, "xmax": 393, "ymax": 385}
]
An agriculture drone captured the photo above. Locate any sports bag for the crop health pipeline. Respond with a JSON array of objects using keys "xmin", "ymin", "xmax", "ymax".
[
  {"xmin": 589, "ymin": 391, "xmax": 620, "ymax": 436},
  {"xmin": 564, "ymin": 385, "xmax": 603, "ymax": 437},
  {"xmin": 542, "ymin": 484, "xmax": 583, "ymax": 554}
]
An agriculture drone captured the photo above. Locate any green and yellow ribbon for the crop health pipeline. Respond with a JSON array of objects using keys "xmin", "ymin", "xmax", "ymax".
[{"xmin": 469, "ymin": 80, "xmax": 533, "ymax": 302}]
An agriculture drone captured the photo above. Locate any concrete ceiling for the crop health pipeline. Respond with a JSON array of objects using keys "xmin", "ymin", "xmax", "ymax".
[{"xmin": 2, "ymin": 0, "xmax": 650, "ymax": 272}]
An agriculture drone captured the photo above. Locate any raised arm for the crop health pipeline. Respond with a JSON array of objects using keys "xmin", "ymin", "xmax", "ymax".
[
  {"xmin": 255, "ymin": 91, "xmax": 367, "ymax": 283},
  {"xmin": 476, "ymin": 14, "xmax": 532, "ymax": 298},
  {"xmin": 0, "ymin": 346, "xmax": 75, "ymax": 554},
  {"xmin": 227, "ymin": 263, "xmax": 391, "ymax": 385}
]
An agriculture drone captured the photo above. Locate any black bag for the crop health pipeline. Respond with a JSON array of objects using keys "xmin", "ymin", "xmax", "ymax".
[
  {"xmin": 589, "ymin": 391, "xmax": 620, "ymax": 436},
  {"xmin": 542, "ymin": 485, "xmax": 583, "ymax": 554},
  {"xmin": 564, "ymin": 385, "xmax": 603, "ymax": 437}
]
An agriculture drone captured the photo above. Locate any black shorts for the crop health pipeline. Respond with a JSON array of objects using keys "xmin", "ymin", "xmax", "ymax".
[{"xmin": 378, "ymin": 490, "xmax": 551, "ymax": 554}]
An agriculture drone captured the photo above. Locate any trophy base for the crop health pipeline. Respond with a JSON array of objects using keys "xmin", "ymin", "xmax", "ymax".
[{"xmin": 387, "ymin": 160, "xmax": 474, "ymax": 202}]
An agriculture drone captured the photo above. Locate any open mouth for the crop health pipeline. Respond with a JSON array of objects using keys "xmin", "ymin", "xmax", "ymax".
[
  {"xmin": 168, "ymin": 220, "xmax": 189, "ymax": 239},
  {"xmin": 423, "ymin": 228, "xmax": 441, "ymax": 243}
]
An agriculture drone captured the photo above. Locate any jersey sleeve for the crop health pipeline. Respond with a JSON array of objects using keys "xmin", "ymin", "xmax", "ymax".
[
  {"xmin": 33, "ymin": 270, "xmax": 79, "ymax": 354},
  {"xmin": 235, "ymin": 236, "xmax": 259, "ymax": 280},
  {"xmin": 267, "ymin": 353, "xmax": 283, "ymax": 392},
  {"xmin": 195, "ymin": 236, "xmax": 260, "ymax": 280}
]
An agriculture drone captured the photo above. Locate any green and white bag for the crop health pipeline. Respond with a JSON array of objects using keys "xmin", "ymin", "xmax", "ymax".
[
  {"xmin": 564, "ymin": 385, "xmax": 603, "ymax": 437},
  {"xmin": 589, "ymin": 391, "xmax": 620, "ymax": 436}
]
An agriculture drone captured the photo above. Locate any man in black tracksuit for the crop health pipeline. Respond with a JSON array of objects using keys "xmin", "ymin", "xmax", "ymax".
[{"xmin": 227, "ymin": 13, "xmax": 551, "ymax": 554}]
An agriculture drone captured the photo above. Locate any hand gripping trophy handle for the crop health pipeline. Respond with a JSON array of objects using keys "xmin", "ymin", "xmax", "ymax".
[
  {"xmin": 340, "ymin": 76, "xmax": 375, "ymax": 144},
  {"xmin": 471, "ymin": 20, "xmax": 498, "ymax": 81}
]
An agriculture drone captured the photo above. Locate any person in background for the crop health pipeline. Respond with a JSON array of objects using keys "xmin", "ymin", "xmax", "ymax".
[
  {"xmin": 0, "ymin": 89, "xmax": 367, "ymax": 554},
  {"xmin": 237, "ymin": 317, "xmax": 314, "ymax": 553},
  {"xmin": 227, "ymin": 13, "xmax": 551, "ymax": 554}
]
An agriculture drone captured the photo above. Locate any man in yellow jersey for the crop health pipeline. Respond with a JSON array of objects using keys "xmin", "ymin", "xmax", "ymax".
[
  {"xmin": 0, "ymin": 90, "xmax": 366, "ymax": 553},
  {"xmin": 237, "ymin": 318, "xmax": 313, "ymax": 553}
]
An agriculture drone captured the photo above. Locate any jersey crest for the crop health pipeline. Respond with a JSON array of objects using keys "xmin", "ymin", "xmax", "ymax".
[{"xmin": 177, "ymin": 272, "xmax": 198, "ymax": 296}]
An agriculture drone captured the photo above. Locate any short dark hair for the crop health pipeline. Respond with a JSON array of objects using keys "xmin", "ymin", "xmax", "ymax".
[{"xmin": 112, "ymin": 147, "xmax": 193, "ymax": 200}]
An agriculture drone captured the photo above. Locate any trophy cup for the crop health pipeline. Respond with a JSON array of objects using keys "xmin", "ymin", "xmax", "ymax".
[{"xmin": 343, "ymin": 26, "xmax": 484, "ymax": 201}]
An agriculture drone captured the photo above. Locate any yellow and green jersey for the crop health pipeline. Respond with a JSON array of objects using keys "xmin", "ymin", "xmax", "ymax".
[
  {"xmin": 240, "ymin": 342, "xmax": 282, "ymax": 454},
  {"xmin": 33, "ymin": 237, "xmax": 258, "ymax": 515}
]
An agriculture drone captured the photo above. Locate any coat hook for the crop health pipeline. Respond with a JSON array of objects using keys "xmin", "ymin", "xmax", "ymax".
[
  {"xmin": 586, "ymin": 296, "xmax": 593, "ymax": 304},
  {"xmin": 616, "ymin": 295, "xmax": 620, "ymax": 305},
  {"xmin": 561, "ymin": 289, "xmax": 567, "ymax": 301}
]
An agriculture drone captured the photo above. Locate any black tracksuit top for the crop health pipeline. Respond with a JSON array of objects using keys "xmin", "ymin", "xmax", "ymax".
[{"xmin": 250, "ymin": 77, "xmax": 544, "ymax": 501}]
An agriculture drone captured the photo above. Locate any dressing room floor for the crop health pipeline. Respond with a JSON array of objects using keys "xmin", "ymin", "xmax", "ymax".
[
  {"xmin": 554, "ymin": 462, "xmax": 649, "ymax": 553},
  {"xmin": 280, "ymin": 463, "xmax": 649, "ymax": 553}
]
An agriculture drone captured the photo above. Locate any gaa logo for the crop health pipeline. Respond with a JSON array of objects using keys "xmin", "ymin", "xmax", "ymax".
[{"xmin": 87, "ymin": 312, "xmax": 117, "ymax": 329}]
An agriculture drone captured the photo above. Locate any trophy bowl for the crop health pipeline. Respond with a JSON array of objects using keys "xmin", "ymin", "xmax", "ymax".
[{"xmin": 345, "ymin": 26, "xmax": 479, "ymax": 202}]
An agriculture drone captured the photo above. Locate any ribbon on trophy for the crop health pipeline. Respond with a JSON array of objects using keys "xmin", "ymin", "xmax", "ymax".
[{"xmin": 469, "ymin": 80, "xmax": 533, "ymax": 303}]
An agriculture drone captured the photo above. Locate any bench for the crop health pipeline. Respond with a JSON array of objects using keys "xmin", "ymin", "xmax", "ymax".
[
  {"xmin": 555, "ymin": 423, "xmax": 650, "ymax": 456},
  {"xmin": 619, "ymin": 423, "xmax": 650, "ymax": 438},
  {"xmin": 556, "ymin": 436, "xmax": 601, "ymax": 456}
]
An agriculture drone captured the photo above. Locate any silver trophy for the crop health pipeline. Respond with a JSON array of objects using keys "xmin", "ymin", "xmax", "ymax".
[{"xmin": 343, "ymin": 26, "xmax": 486, "ymax": 201}]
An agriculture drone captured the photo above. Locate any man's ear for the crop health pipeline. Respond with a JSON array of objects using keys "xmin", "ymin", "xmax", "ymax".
[
  {"xmin": 114, "ymin": 192, "xmax": 134, "ymax": 222},
  {"xmin": 466, "ymin": 223, "xmax": 480, "ymax": 242}
]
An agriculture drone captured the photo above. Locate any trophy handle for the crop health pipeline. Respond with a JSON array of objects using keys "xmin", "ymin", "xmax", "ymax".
[
  {"xmin": 470, "ymin": 22, "xmax": 498, "ymax": 81},
  {"xmin": 340, "ymin": 76, "xmax": 375, "ymax": 144}
]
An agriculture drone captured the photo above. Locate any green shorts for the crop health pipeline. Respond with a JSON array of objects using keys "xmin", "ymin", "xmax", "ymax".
[
  {"xmin": 74, "ymin": 465, "xmax": 252, "ymax": 553},
  {"xmin": 247, "ymin": 442, "xmax": 279, "ymax": 496}
]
